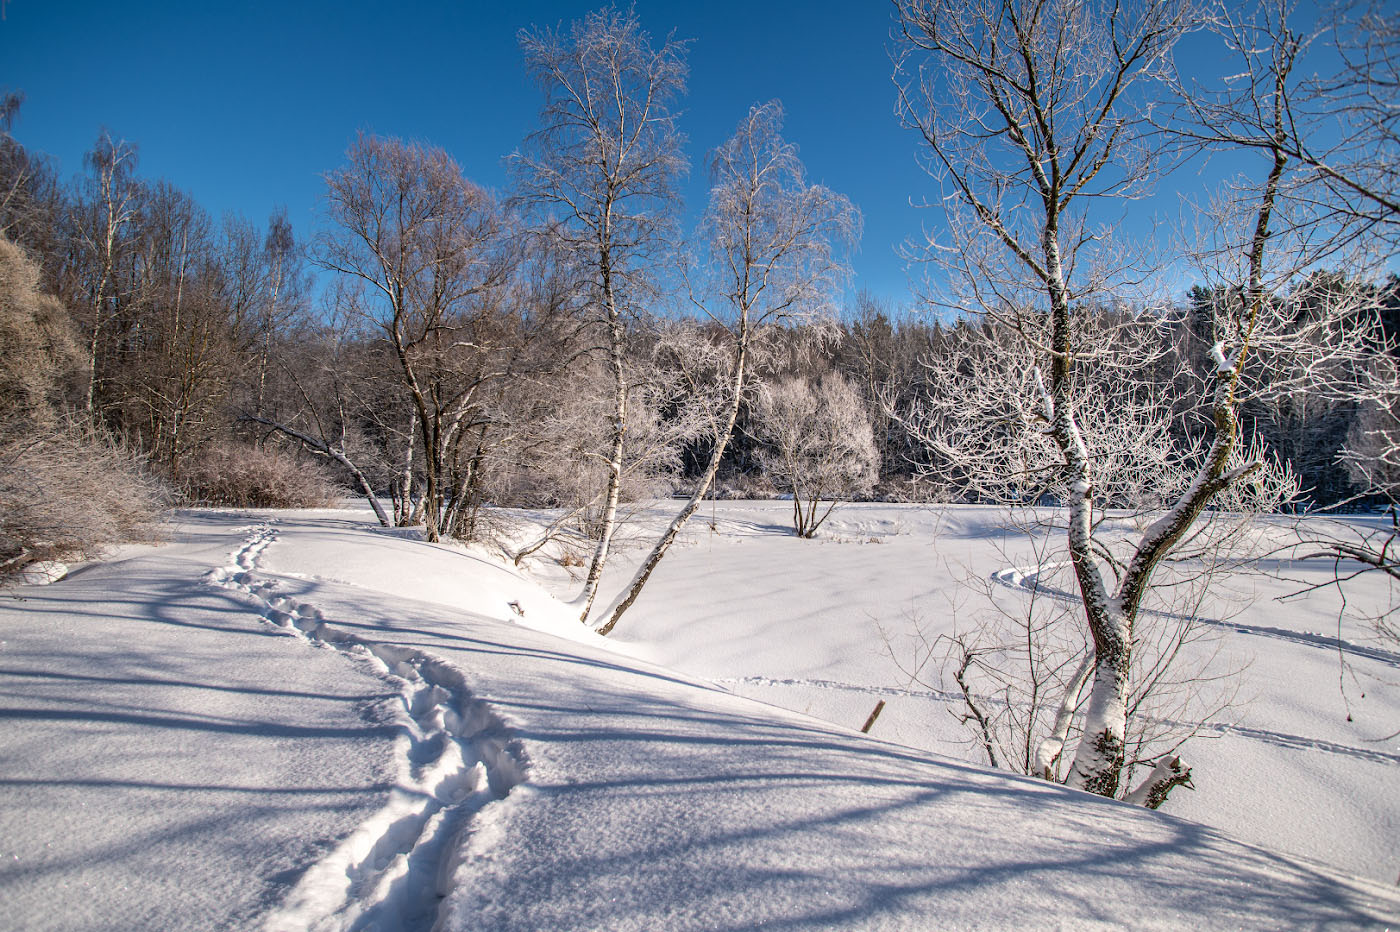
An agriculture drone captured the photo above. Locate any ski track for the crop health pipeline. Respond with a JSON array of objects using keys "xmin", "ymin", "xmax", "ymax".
[
  {"xmin": 718, "ymin": 675, "xmax": 1400, "ymax": 767},
  {"xmin": 989, "ymin": 564, "xmax": 1400, "ymax": 668},
  {"xmin": 207, "ymin": 522, "xmax": 525, "ymax": 932}
]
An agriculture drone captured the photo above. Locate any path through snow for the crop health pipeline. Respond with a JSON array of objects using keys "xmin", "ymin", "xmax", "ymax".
[
  {"xmin": 4, "ymin": 507, "xmax": 1400, "ymax": 930},
  {"xmin": 208, "ymin": 522, "xmax": 523, "ymax": 932}
]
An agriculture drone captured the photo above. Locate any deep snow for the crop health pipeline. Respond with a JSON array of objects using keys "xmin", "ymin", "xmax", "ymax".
[
  {"xmin": 556, "ymin": 501, "xmax": 1400, "ymax": 887},
  {"xmin": 0, "ymin": 503, "xmax": 1396, "ymax": 931}
]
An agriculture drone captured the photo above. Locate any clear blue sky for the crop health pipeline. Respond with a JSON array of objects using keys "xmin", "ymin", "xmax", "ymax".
[
  {"xmin": 2, "ymin": 0, "xmax": 935, "ymax": 313},
  {"xmin": 5, "ymin": 2, "xmax": 1348, "ymax": 316}
]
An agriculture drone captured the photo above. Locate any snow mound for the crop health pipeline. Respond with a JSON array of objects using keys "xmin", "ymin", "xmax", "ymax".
[{"xmin": 15, "ymin": 560, "xmax": 67, "ymax": 585}]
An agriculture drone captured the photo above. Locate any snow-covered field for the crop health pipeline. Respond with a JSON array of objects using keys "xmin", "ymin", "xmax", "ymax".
[
  {"xmin": 557, "ymin": 501, "xmax": 1400, "ymax": 888},
  {"xmin": 1, "ymin": 502, "xmax": 1396, "ymax": 931}
]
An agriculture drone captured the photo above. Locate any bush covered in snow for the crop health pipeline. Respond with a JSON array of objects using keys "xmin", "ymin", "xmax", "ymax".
[
  {"xmin": 0, "ymin": 237, "xmax": 167, "ymax": 580},
  {"xmin": 0, "ymin": 418, "xmax": 168, "ymax": 577},
  {"xmin": 0, "ymin": 238, "xmax": 80, "ymax": 427},
  {"xmin": 752, "ymin": 373, "xmax": 880, "ymax": 537},
  {"xmin": 178, "ymin": 442, "xmax": 345, "ymax": 509}
]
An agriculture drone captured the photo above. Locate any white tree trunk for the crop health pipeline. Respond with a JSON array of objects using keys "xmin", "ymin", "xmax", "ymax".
[
  {"xmin": 1034, "ymin": 651, "xmax": 1092, "ymax": 780},
  {"xmin": 577, "ymin": 281, "xmax": 628, "ymax": 623},
  {"xmin": 595, "ymin": 344, "xmax": 748, "ymax": 635},
  {"xmin": 1063, "ymin": 622, "xmax": 1130, "ymax": 796}
]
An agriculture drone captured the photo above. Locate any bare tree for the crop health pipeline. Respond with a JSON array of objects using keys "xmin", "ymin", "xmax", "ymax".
[
  {"xmin": 224, "ymin": 208, "xmax": 306, "ymax": 413},
  {"xmin": 753, "ymin": 373, "xmax": 879, "ymax": 538},
  {"xmin": 124, "ymin": 182, "xmax": 235, "ymax": 479},
  {"xmin": 1172, "ymin": 0, "xmax": 1397, "ymax": 251},
  {"xmin": 73, "ymin": 131, "xmax": 140, "ymax": 418},
  {"xmin": 0, "ymin": 91, "xmax": 62, "ymax": 259},
  {"xmin": 595, "ymin": 100, "xmax": 859, "ymax": 634},
  {"xmin": 894, "ymin": 0, "xmax": 1386, "ymax": 803},
  {"xmin": 241, "ymin": 313, "xmax": 393, "ymax": 525},
  {"xmin": 893, "ymin": 0, "xmax": 1230, "ymax": 798},
  {"xmin": 1171, "ymin": 0, "xmax": 1400, "ymax": 650},
  {"xmin": 315, "ymin": 134, "xmax": 515, "ymax": 542},
  {"xmin": 515, "ymin": 6, "xmax": 688, "ymax": 621}
]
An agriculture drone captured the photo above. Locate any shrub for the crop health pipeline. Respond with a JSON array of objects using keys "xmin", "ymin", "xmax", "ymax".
[
  {"xmin": 0, "ymin": 238, "xmax": 80, "ymax": 427},
  {"xmin": 751, "ymin": 373, "xmax": 881, "ymax": 536},
  {"xmin": 178, "ymin": 442, "xmax": 345, "ymax": 508},
  {"xmin": 0, "ymin": 419, "xmax": 168, "ymax": 578}
]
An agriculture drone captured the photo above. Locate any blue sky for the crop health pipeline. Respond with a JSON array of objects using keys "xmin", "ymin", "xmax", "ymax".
[
  {"xmin": 4, "ymin": 2, "xmax": 1348, "ymax": 316},
  {"xmin": 3, "ymin": 0, "xmax": 934, "ymax": 313}
]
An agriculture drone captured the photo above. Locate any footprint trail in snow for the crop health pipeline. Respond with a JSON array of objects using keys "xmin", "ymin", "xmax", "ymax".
[
  {"xmin": 990, "ymin": 563, "xmax": 1400, "ymax": 667},
  {"xmin": 208, "ymin": 523, "xmax": 525, "ymax": 932}
]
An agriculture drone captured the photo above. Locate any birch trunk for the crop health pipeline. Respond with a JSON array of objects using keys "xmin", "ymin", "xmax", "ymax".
[
  {"xmin": 1034, "ymin": 651, "xmax": 1092, "ymax": 780},
  {"xmin": 1063, "ymin": 614, "xmax": 1131, "ymax": 795},
  {"xmin": 398, "ymin": 409, "xmax": 417, "ymax": 526},
  {"xmin": 1041, "ymin": 215, "xmax": 1130, "ymax": 797},
  {"xmin": 578, "ymin": 261, "xmax": 627, "ymax": 623},
  {"xmin": 595, "ymin": 342, "xmax": 748, "ymax": 635}
]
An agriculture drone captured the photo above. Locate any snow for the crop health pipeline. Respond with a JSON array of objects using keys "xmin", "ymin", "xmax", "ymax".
[
  {"xmin": 16, "ymin": 560, "xmax": 67, "ymax": 585},
  {"xmin": 1210, "ymin": 341, "xmax": 1231, "ymax": 373},
  {"xmin": 1, "ymin": 502, "xmax": 1397, "ymax": 930},
  {"xmin": 558, "ymin": 501, "xmax": 1400, "ymax": 886}
]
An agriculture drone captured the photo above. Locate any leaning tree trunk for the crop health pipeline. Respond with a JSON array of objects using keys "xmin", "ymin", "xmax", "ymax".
[
  {"xmin": 1035, "ymin": 651, "xmax": 1093, "ymax": 780},
  {"xmin": 243, "ymin": 415, "xmax": 391, "ymax": 527},
  {"xmin": 596, "ymin": 342, "xmax": 749, "ymax": 635}
]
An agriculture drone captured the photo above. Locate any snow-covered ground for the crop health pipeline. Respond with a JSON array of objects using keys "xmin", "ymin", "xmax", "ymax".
[
  {"xmin": 1, "ymin": 503, "xmax": 1397, "ymax": 930},
  {"xmin": 561, "ymin": 502, "xmax": 1400, "ymax": 886}
]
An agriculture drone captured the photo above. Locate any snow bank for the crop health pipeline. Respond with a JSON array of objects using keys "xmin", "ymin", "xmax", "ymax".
[
  {"xmin": 1, "ymin": 505, "xmax": 1396, "ymax": 931},
  {"xmin": 548, "ymin": 501, "xmax": 1400, "ymax": 885}
]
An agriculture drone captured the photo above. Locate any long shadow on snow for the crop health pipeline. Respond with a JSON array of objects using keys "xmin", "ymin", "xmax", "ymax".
[
  {"xmin": 0, "ymin": 667, "xmax": 390, "ymax": 704},
  {"xmin": 147, "ymin": 515, "xmax": 1398, "ymax": 930},
  {"xmin": 284, "ymin": 592, "xmax": 1397, "ymax": 929},
  {"xmin": 454, "ymin": 687, "xmax": 1397, "ymax": 931}
]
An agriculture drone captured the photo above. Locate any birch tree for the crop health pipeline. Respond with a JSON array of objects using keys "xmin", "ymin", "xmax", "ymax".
[
  {"xmin": 1174, "ymin": 0, "xmax": 1397, "ymax": 251},
  {"xmin": 895, "ymin": 0, "xmax": 1387, "ymax": 802},
  {"xmin": 595, "ymin": 100, "xmax": 858, "ymax": 633},
  {"xmin": 516, "ymin": 6, "xmax": 687, "ymax": 622},
  {"xmin": 73, "ymin": 131, "xmax": 140, "ymax": 419},
  {"xmin": 894, "ymin": 0, "xmax": 1206, "ymax": 798}
]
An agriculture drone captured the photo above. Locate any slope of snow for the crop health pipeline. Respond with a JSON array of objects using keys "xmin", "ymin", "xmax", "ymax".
[
  {"xmin": 1, "ymin": 505, "xmax": 1397, "ymax": 931},
  {"xmin": 540, "ymin": 501, "xmax": 1400, "ymax": 886},
  {"xmin": 0, "ymin": 513, "xmax": 398, "ymax": 931}
]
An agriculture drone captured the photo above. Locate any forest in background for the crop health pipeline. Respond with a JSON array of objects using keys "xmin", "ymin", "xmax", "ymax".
[{"xmin": 0, "ymin": 12, "xmax": 1392, "ymax": 528}]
